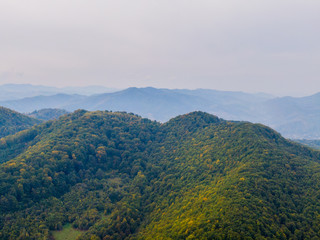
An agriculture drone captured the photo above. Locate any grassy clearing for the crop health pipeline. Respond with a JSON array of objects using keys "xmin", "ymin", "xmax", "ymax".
[{"xmin": 52, "ymin": 224, "xmax": 83, "ymax": 240}]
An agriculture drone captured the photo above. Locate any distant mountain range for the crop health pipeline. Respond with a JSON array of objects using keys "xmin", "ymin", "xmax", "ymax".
[
  {"xmin": 260, "ymin": 93, "xmax": 320, "ymax": 139},
  {"xmin": 0, "ymin": 85, "xmax": 319, "ymax": 139},
  {"xmin": 0, "ymin": 84, "xmax": 118, "ymax": 101},
  {"xmin": 294, "ymin": 139, "xmax": 320, "ymax": 150},
  {"xmin": 0, "ymin": 87, "xmax": 273, "ymax": 121}
]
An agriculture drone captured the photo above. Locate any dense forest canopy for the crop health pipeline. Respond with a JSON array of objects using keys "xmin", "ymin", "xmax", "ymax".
[{"xmin": 1, "ymin": 110, "xmax": 320, "ymax": 239}]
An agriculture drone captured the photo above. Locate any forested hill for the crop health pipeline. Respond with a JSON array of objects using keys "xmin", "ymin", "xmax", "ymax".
[
  {"xmin": 27, "ymin": 108, "xmax": 69, "ymax": 120},
  {"xmin": 1, "ymin": 111, "xmax": 320, "ymax": 239},
  {"xmin": 0, "ymin": 106, "xmax": 41, "ymax": 138}
]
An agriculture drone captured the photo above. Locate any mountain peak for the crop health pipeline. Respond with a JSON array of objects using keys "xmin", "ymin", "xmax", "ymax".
[
  {"xmin": 162, "ymin": 111, "xmax": 222, "ymax": 134},
  {"xmin": 168, "ymin": 111, "xmax": 221, "ymax": 123}
]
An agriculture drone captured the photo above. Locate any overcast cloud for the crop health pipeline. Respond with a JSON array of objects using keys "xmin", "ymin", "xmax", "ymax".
[{"xmin": 0, "ymin": 0, "xmax": 319, "ymax": 96}]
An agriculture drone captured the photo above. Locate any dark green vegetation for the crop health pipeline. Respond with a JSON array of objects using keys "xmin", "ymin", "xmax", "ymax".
[
  {"xmin": 1, "ymin": 110, "xmax": 320, "ymax": 239},
  {"xmin": 27, "ymin": 108, "xmax": 69, "ymax": 121},
  {"xmin": 0, "ymin": 106, "xmax": 41, "ymax": 138}
]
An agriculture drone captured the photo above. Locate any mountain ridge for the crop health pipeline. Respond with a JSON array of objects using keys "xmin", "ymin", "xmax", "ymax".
[
  {"xmin": 0, "ymin": 86, "xmax": 319, "ymax": 138},
  {"xmin": 0, "ymin": 83, "xmax": 119, "ymax": 101}
]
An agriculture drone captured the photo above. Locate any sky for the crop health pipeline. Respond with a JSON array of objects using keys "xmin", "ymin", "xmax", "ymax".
[{"xmin": 0, "ymin": 0, "xmax": 319, "ymax": 96}]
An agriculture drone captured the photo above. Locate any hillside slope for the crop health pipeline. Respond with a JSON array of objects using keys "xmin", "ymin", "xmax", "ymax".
[
  {"xmin": 135, "ymin": 116, "xmax": 320, "ymax": 239},
  {"xmin": 1, "ymin": 111, "xmax": 320, "ymax": 239},
  {"xmin": 0, "ymin": 106, "xmax": 41, "ymax": 138}
]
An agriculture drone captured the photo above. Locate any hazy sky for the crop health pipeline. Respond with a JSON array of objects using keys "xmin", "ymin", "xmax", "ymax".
[{"xmin": 0, "ymin": 0, "xmax": 319, "ymax": 96}]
